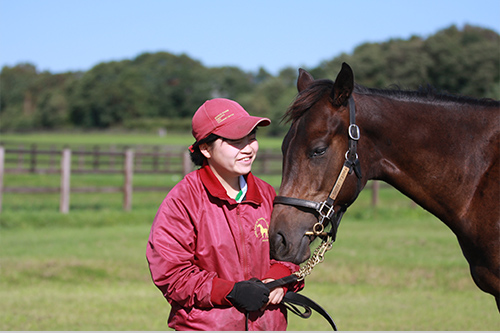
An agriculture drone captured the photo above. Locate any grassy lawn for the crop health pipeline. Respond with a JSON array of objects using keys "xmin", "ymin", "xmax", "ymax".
[
  {"xmin": 0, "ymin": 132, "xmax": 498, "ymax": 330},
  {"xmin": 1, "ymin": 186, "xmax": 498, "ymax": 330}
]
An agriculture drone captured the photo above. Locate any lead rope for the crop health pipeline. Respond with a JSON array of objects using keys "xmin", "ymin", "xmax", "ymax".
[{"xmin": 246, "ymin": 236, "xmax": 338, "ymax": 331}]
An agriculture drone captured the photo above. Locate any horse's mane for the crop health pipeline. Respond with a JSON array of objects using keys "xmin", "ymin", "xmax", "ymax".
[
  {"xmin": 284, "ymin": 79, "xmax": 500, "ymax": 123},
  {"xmin": 356, "ymin": 84, "xmax": 500, "ymax": 107}
]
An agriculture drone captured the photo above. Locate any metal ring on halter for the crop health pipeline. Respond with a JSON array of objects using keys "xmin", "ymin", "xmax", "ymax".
[
  {"xmin": 313, "ymin": 223, "xmax": 324, "ymax": 234},
  {"xmin": 305, "ymin": 222, "xmax": 326, "ymax": 236},
  {"xmin": 345, "ymin": 150, "xmax": 358, "ymax": 160}
]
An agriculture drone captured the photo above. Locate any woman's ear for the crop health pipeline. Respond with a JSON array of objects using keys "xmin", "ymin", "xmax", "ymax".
[{"xmin": 199, "ymin": 143, "xmax": 211, "ymax": 159}]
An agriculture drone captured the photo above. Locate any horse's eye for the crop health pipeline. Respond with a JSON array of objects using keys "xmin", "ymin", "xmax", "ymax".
[{"xmin": 310, "ymin": 147, "xmax": 327, "ymax": 158}]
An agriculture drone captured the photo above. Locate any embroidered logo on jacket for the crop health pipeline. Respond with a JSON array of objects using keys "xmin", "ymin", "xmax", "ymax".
[{"xmin": 254, "ymin": 218, "xmax": 269, "ymax": 242}]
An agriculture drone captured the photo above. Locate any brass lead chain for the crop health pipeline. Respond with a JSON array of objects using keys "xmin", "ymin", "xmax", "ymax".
[{"xmin": 293, "ymin": 235, "xmax": 334, "ymax": 281}]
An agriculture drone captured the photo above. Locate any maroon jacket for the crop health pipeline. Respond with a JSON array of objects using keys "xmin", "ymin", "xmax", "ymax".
[{"xmin": 146, "ymin": 163, "xmax": 301, "ymax": 330}]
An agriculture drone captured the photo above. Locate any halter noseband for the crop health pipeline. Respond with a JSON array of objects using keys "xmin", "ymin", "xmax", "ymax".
[{"xmin": 273, "ymin": 95, "xmax": 362, "ymax": 240}]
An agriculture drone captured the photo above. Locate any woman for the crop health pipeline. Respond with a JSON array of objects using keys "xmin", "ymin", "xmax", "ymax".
[{"xmin": 146, "ymin": 98, "xmax": 302, "ymax": 330}]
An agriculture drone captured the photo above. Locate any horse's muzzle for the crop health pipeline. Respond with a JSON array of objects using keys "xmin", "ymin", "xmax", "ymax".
[{"xmin": 270, "ymin": 231, "xmax": 311, "ymax": 264}]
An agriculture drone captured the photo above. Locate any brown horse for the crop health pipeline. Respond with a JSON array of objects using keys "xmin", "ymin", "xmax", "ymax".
[{"xmin": 269, "ymin": 63, "xmax": 500, "ymax": 309}]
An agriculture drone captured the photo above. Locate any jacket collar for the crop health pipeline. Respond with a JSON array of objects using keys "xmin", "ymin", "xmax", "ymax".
[{"xmin": 199, "ymin": 162, "xmax": 263, "ymax": 205}]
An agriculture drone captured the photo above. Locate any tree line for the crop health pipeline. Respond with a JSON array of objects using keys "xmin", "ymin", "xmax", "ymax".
[{"xmin": 1, "ymin": 24, "xmax": 498, "ymax": 136}]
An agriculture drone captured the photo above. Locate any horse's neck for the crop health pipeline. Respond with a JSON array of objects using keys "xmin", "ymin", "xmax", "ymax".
[{"xmin": 359, "ymin": 95, "xmax": 498, "ymax": 225}]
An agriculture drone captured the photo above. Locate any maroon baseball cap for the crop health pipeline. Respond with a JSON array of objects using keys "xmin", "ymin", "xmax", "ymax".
[{"xmin": 191, "ymin": 98, "xmax": 270, "ymax": 143}]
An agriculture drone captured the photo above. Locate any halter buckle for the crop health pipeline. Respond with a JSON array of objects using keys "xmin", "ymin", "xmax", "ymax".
[
  {"xmin": 304, "ymin": 200, "xmax": 335, "ymax": 237},
  {"xmin": 348, "ymin": 124, "xmax": 360, "ymax": 140},
  {"xmin": 318, "ymin": 200, "xmax": 335, "ymax": 222}
]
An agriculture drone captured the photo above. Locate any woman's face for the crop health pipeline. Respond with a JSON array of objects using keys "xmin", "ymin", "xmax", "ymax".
[{"xmin": 201, "ymin": 132, "xmax": 259, "ymax": 181}]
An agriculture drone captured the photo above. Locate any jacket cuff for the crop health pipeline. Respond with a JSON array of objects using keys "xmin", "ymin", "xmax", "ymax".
[
  {"xmin": 263, "ymin": 263, "xmax": 292, "ymax": 280},
  {"xmin": 210, "ymin": 277, "xmax": 235, "ymax": 306},
  {"xmin": 263, "ymin": 263, "xmax": 294, "ymax": 294}
]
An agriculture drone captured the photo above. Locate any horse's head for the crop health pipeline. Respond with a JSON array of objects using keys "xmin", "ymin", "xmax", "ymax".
[{"xmin": 270, "ymin": 63, "xmax": 364, "ymax": 264}]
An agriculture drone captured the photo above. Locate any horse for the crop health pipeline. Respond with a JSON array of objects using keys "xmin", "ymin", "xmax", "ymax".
[{"xmin": 269, "ymin": 62, "xmax": 500, "ymax": 309}]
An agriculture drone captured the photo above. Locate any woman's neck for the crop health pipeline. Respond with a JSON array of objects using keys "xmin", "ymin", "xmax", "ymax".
[{"xmin": 209, "ymin": 165, "xmax": 240, "ymax": 199}]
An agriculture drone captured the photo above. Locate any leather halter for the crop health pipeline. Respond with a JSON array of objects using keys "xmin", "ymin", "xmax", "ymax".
[{"xmin": 274, "ymin": 95, "xmax": 362, "ymax": 240}]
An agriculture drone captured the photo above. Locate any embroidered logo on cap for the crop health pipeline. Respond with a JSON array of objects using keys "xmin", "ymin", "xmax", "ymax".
[{"xmin": 214, "ymin": 109, "xmax": 234, "ymax": 123}]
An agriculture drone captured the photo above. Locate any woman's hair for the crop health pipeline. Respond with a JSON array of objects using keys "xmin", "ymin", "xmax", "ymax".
[{"xmin": 189, "ymin": 133, "xmax": 220, "ymax": 166}]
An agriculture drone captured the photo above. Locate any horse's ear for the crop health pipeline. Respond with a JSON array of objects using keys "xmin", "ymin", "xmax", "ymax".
[
  {"xmin": 297, "ymin": 68, "xmax": 314, "ymax": 92},
  {"xmin": 331, "ymin": 63, "xmax": 354, "ymax": 106}
]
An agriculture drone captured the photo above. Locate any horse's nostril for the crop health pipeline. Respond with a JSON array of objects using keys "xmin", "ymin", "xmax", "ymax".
[
  {"xmin": 277, "ymin": 232, "xmax": 286, "ymax": 247},
  {"xmin": 270, "ymin": 232, "xmax": 286, "ymax": 254}
]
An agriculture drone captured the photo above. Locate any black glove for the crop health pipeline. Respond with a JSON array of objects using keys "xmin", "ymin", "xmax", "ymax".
[{"xmin": 226, "ymin": 278, "xmax": 270, "ymax": 312}]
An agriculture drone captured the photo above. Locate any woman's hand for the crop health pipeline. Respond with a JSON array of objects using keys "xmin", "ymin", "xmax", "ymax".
[{"xmin": 262, "ymin": 278, "xmax": 285, "ymax": 306}]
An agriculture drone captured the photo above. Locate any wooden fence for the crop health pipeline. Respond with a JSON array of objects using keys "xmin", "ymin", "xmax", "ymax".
[
  {"xmin": 0, "ymin": 143, "xmax": 393, "ymax": 213},
  {"xmin": 1, "ymin": 143, "xmax": 195, "ymax": 175},
  {"xmin": 0, "ymin": 143, "xmax": 282, "ymax": 213}
]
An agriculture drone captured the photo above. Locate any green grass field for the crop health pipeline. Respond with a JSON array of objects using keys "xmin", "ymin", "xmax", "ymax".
[{"xmin": 0, "ymin": 132, "xmax": 498, "ymax": 330}]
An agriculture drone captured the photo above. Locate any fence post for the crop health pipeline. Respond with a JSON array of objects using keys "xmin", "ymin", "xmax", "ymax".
[
  {"xmin": 123, "ymin": 149, "xmax": 134, "ymax": 211},
  {"xmin": 60, "ymin": 148, "xmax": 71, "ymax": 213},
  {"xmin": 182, "ymin": 151, "xmax": 192, "ymax": 176},
  {"xmin": 0, "ymin": 146, "xmax": 4, "ymax": 213}
]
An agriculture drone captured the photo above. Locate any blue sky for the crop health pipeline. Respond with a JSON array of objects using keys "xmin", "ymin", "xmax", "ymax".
[{"xmin": 1, "ymin": 0, "xmax": 499, "ymax": 75}]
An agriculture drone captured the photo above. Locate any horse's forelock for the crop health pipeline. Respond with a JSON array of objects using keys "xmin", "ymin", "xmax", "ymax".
[{"xmin": 284, "ymin": 79, "xmax": 334, "ymax": 123}]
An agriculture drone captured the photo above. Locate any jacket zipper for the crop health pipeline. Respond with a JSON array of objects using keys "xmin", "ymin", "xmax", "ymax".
[{"xmin": 236, "ymin": 205, "xmax": 250, "ymax": 279}]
